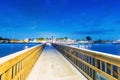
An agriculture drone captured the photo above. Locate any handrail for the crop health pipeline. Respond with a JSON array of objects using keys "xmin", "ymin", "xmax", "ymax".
[
  {"xmin": 53, "ymin": 43, "xmax": 120, "ymax": 80},
  {"xmin": 0, "ymin": 44, "xmax": 45, "ymax": 80}
]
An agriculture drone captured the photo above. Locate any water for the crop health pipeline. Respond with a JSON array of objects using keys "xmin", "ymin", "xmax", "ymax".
[
  {"xmin": 68, "ymin": 43, "xmax": 120, "ymax": 56},
  {"xmin": 88, "ymin": 44, "xmax": 120, "ymax": 55},
  {"xmin": 0, "ymin": 43, "xmax": 39, "ymax": 58}
]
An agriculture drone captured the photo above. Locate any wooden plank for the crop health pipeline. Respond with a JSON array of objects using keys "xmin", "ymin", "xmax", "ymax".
[{"xmin": 118, "ymin": 67, "xmax": 120, "ymax": 80}]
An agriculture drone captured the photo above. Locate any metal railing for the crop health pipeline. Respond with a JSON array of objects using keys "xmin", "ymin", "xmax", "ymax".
[
  {"xmin": 0, "ymin": 44, "xmax": 45, "ymax": 80},
  {"xmin": 53, "ymin": 44, "xmax": 120, "ymax": 80}
]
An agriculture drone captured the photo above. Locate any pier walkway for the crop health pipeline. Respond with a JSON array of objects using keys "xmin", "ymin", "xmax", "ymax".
[{"xmin": 26, "ymin": 44, "xmax": 87, "ymax": 80}]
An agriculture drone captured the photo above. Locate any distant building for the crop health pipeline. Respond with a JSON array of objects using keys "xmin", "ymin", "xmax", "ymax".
[
  {"xmin": 113, "ymin": 40, "xmax": 120, "ymax": 44},
  {"xmin": 78, "ymin": 41, "xmax": 89, "ymax": 44},
  {"xmin": 29, "ymin": 39, "xmax": 37, "ymax": 43},
  {"xmin": 16, "ymin": 40, "xmax": 24, "ymax": 43},
  {"xmin": 24, "ymin": 38, "xmax": 29, "ymax": 43},
  {"xmin": 0, "ymin": 40, "xmax": 9, "ymax": 43},
  {"xmin": 54, "ymin": 39, "xmax": 75, "ymax": 44},
  {"xmin": 9, "ymin": 40, "xmax": 16, "ymax": 43}
]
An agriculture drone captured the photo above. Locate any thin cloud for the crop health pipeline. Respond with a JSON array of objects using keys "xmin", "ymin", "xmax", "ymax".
[{"xmin": 72, "ymin": 29, "xmax": 115, "ymax": 35}]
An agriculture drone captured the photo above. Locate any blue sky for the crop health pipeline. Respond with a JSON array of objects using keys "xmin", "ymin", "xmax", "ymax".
[{"xmin": 0, "ymin": 0, "xmax": 120, "ymax": 40}]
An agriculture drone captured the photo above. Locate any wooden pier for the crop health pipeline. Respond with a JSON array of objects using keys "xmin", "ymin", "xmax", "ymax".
[
  {"xmin": 1, "ymin": 43, "xmax": 120, "ymax": 80},
  {"xmin": 26, "ymin": 44, "xmax": 87, "ymax": 80}
]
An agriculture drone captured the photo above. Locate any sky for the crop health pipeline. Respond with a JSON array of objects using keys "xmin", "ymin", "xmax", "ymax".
[{"xmin": 0, "ymin": 0, "xmax": 120, "ymax": 40}]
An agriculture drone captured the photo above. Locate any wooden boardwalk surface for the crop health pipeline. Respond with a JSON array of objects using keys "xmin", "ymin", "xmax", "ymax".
[{"xmin": 26, "ymin": 44, "xmax": 87, "ymax": 80}]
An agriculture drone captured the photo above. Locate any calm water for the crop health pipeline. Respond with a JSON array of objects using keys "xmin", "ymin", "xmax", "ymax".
[
  {"xmin": 1, "ymin": 43, "xmax": 120, "ymax": 58},
  {"xmin": 0, "ymin": 43, "xmax": 39, "ymax": 58},
  {"xmin": 69, "ymin": 43, "xmax": 120, "ymax": 56}
]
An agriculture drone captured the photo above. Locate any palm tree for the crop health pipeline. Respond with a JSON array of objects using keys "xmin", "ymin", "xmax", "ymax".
[
  {"xmin": 86, "ymin": 36, "xmax": 92, "ymax": 41},
  {"xmin": 64, "ymin": 37, "xmax": 68, "ymax": 40},
  {"xmin": 0, "ymin": 37, "xmax": 3, "ymax": 40}
]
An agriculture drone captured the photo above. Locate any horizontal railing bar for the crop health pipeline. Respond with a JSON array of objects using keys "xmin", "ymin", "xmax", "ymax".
[
  {"xmin": 60, "ymin": 45, "xmax": 120, "ymax": 67},
  {"xmin": 0, "ymin": 43, "xmax": 45, "ymax": 80}
]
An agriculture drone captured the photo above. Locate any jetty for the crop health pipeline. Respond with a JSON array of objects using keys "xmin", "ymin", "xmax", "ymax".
[{"xmin": 0, "ymin": 43, "xmax": 120, "ymax": 80}]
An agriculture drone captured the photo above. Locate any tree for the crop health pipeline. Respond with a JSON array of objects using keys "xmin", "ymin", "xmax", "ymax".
[
  {"xmin": 0, "ymin": 37, "xmax": 3, "ymax": 40},
  {"xmin": 64, "ymin": 37, "xmax": 68, "ymax": 40},
  {"xmin": 94, "ymin": 39, "xmax": 102, "ymax": 43},
  {"xmin": 56, "ymin": 37, "xmax": 64, "ymax": 41},
  {"xmin": 36, "ymin": 37, "xmax": 45, "ymax": 41},
  {"xmin": 46, "ymin": 38, "xmax": 49, "ymax": 40},
  {"xmin": 86, "ymin": 36, "xmax": 92, "ymax": 41}
]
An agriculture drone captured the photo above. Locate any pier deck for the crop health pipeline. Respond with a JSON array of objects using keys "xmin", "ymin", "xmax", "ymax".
[{"xmin": 26, "ymin": 44, "xmax": 87, "ymax": 80}]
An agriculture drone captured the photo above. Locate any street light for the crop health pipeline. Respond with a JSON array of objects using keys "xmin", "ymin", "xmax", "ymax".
[{"xmin": 51, "ymin": 36, "xmax": 53, "ymax": 43}]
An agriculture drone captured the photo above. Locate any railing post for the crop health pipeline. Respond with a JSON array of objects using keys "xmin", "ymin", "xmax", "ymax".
[
  {"xmin": 93, "ymin": 70, "xmax": 96, "ymax": 80},
  {"xmin": 110, "ymin": 65, "xmax": 113, "ymax": 76},
  {"xmin": 118, "ymin": 67, "xmax": 120, "ymax": 80},
  {"xmin": 105, "ymin": 63, "xmax": 107, "ymax": 73},
  {"xmin": 95, "ymin": 59, "xmax": 98, "ymax": 68},
  {"xmin": 100, "ymin": 61, "xmax": 102, "ymax": 70}
]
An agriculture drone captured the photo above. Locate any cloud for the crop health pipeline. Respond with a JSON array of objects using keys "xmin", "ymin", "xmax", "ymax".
[{"xmin": 72, "ymin": 29, "xmax": 115, "ymax": 35}]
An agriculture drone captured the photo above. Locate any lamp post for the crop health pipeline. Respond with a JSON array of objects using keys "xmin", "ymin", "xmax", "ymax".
[{"xmin": 51, "ymin": 36, "xmax": 53, "ymax": 43}]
